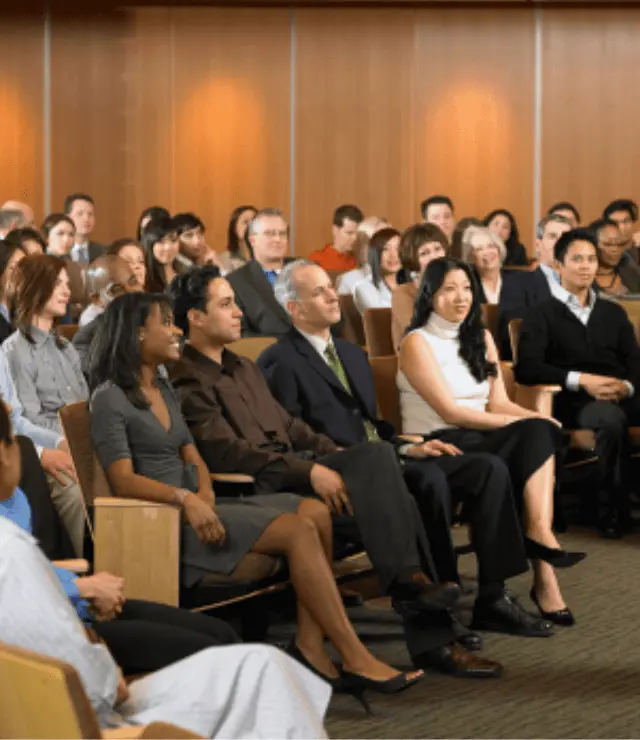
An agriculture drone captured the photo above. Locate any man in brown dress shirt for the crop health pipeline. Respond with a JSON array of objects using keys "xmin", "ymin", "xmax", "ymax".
[{"xmin": 169, "ymin": 265, "xmax": 503, "ymax": 679}]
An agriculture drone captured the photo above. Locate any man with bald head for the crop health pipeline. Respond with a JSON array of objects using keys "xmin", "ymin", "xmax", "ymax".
[
  {"xmin": 1, "ymin": 200, "xmax": 34, "ymax": 227},
  {"xmin": 73, "ymin": 256, "xmax": 142, "ymax": 369}
]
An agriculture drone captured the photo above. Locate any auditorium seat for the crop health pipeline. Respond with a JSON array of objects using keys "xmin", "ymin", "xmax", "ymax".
[
  {"xmin": 363, "ymin": 307, "xmax": 394, "ymax": 358},
  {"xmin": 0, "ymin": 641, "xmax": 201, "ymax": 739},
  {"xmin": 338, "ymin": 293, "xmax": 365, "ymax": 346},
  {"xmin": 228, "ymin": 336, "xmax": 278, "ymax": 361},
  {"xmin": 59, "ymin": 324, "xmax": 80, "ymax": 341}
]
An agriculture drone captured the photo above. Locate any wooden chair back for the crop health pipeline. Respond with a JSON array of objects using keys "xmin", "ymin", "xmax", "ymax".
[
  {"xmin": 508, "ymin": 318, "xmax": 523, "ymax": 364},
  {"xmin": 0, "ymin": 641, "xmax": 101, "ymax": 739},
  {"xmin": 228, "ymin": 336, "xmax": 278, "ymax": 361},
  {"xmin": 481, "ymin": 303, "xmax": 500, "ymax": 343},
  {"xmin": 369, "ymin": 355, "xmax": 402, "ymax": 431},
  {"xmin": 59, "ymin": 324, "xmax": 80, "ymax": 342},
  {"xmin": 338, "ymin": 294, "xmax": 366, "ymax": 346},
  {"xmin": 363, "ymin": 308, "xmax": 394, "ymax": 358},
  {"xmin": 59, "ymin": 402, "xmax": 111, "ymax": 506},
  {"xmin": 615, "ymin": 298, "xmax": 640, "ymax": 340}
]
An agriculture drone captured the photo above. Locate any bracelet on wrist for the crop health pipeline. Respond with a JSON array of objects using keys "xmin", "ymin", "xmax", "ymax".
[{"xmin": 173, "ymin": 488, "xmax": 191, "ymax": 506}]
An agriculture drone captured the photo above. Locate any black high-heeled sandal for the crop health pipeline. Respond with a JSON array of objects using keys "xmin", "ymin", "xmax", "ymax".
[
  {"xmin": 530, "ymin": 587, "xmax": 575, "ymax": 627},
  {"xmin": 524, "ymin": 537, "xmax": 586, "ymax": 568}
]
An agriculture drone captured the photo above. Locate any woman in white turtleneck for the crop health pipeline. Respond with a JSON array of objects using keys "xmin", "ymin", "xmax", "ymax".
[{"xmin": 397, "ymin": 256, "xmax": 586, "ymax": 627}]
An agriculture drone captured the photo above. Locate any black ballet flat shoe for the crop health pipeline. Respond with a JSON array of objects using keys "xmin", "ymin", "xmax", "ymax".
[
  {"xmin": 286, "ymin": 642, "xmax": 343, "ymax": 690},
  {"xmin": 524, "ymin": 537, "xmax": 587, "ymax": 568},
  {"xmin": 529, "ymin": 588, "xmax": 575, "ymax": 627}
]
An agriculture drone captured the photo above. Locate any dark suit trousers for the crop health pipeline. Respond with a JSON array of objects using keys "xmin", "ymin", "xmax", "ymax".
[
  {"xmin": 402, "ymin": 454, "xmax": 528, "ymax": 587},
  {"xmin": 17, "ymin": 436, "xmax": 75, "ymax": 560},
  {"xmin": 311, "ymin": 441, "xmax": 455, "ymax": 657},
  {"xmin": 556, "ymin": 393, "xmax": 640, "ymax": 511},
  {"xmin": 93, "ymin": 599, "xmax": 240, "ymax": 675}
]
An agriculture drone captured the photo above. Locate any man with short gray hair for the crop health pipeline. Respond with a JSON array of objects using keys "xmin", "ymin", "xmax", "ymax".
[
  {"xmin": 0, "ymin": 209, "xmax": 24, "ymax": 239},
  {"xmin": 227, "ymin": 208, "xmax": 293, "ymax": 337}
]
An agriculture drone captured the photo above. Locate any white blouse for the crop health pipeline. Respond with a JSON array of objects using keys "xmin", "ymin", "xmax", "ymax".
[
  {"xmin": 397, "ymin": 312, "xmax": 490, "ymax": 434},
  {"xmin": 353, "ymin": 278, "xmax": 393, "ymax": 315}
]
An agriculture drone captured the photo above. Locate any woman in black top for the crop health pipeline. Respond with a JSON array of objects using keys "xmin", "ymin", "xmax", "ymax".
[
  {"xmin": 484, "ymin": 209, "xmax": 528, "ymax": 267},
  {"xmin": 88, "ymin": 292, "xmax": 421, "ymax": 699}
]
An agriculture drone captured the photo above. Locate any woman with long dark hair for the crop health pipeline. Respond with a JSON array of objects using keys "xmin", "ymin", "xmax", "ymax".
[
  {"xmin": 483, "ymin": 209, "xmax": 528, "ymax": 267},
  {"xmin": 219, "ymin": 205, "xmax": 257, "ymax": 273},
  {"xmin": 398, "ymin": 257, "xmax": 585, "ymax": 627},
  {"xmin": 141, "ymin": 216, "xmax": 186, "ymax": 293},
  {"xmin": 137, "ymin": 205, "xmax": 170, "ymax": 242},
  {"xmin": 353, "ymin": 227, "xmax": 401, "ymax": 314},
  {"xmin": 88, "ymin": 292, "xmax": 422, "ymax": 708}
]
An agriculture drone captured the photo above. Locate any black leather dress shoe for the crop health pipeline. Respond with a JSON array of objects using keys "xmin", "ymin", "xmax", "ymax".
[
  {"xmin": 598, "ymin": 510, "xmax": 631, "ymax": 540},
  {"xmin": 390, "ymin": 575, "xmax": 460, "ymax": 615},
  {"xmin": 452, "ymin": 618, "xmax": 483, "ymax": 652},
  {"xmin": 414, "ymin": 643, "xmax": 502, "ymax": 679},
  {"xmin": 472, "ymin": 593, "xmax": 554, "ymax": 638}
]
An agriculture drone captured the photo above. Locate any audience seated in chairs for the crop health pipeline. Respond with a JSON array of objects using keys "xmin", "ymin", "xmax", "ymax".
[
  {"xmin": 142, "ymin": 216, "xmax": 186, "ymax": 293},
  {"xmin": 173, "ymin": 212, "xmax": 224, "ymax": 272},
  {"xmin": 3, "ymin": 226, "xmax": 46, "ymax": 255},
  {"xmin": 420, "ymin": 195, "xmax": 456, "ymax": 241},
  {"xmin": 219, "ymin": 205, "xmax": 257, "ymax": 274},
  {"xmin": 309, "ymin": 204, "xmax": 364, "ymax": 272},
  {"xmin": 107, "ymin": 237, "xmax": 148, "ymax": 291},
  {"xmin": 353, "ymin": 227, "xmax": 402, "ymax": 314},
  {"xmin": 483, "ymin": 209, "xmax": 528, "ymax": 267},
  {"xmin": 398, "ymin": 256, "xmax": 585, "ymax": 626},
  {"xmin": 88, "ymin": 290, "xmax": 423, "ymax": 707},
  {"xmin": 515, "ymin": 229, "xmax": 640, "ymax": 539},
  {"xmin": 0, "ymin": 430, "xmax": 331, "ymax": 738},
  {"xmin": 336, "ymin": 215, "xmax": 389, "ymax": 296},
  {"xmin": 227, "ymin": 208, "xmax": 294, "ymax": 338},
  {"xmin": 0, "ymin": 240, "xmax": 26, "ymax": 344},
  {"xmin": 63, "ymin": 193, "xmax": 104, "ymax": 265},
  {"xmin": 392, "ymin": 223, "xmax": 448, "ymax": 349},
  {"xmin": 166, "ymin": 267, "xmax": 492, "ymax": 680},
  {"xmin": 137, "ymin": 205, "xmax": 170, "ymax": 242},
  {"xmin": 42, "ymin": 213, "xmax": 87, "ymax": 320},
  {"xmin": 460, "ymin": 225, "xmax": 517, "ymax": 306},
  {"xmin": 547, "ymin": 201, "xmax": 580, "ymax": 229},
  {"xmin": 589, "ymin": 218, "xmax": 640, "ymax": 296},
  {"xmin": 260, "ymin": 259, "xmax": 555, "ymax": 656},
  {"xmin": 2, "ymin": 254, "xmax": 88, "ymax": 554}
]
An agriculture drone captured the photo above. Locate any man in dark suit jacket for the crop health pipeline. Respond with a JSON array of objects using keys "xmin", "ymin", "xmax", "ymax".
[
  {"xmin": 516, "ymin": 228, "xmax": 640, "ymax": 538},
  {"xmin": 227, "ymin": 209, "xmax": 293, "ymax": 338},
  {"xmin": 257, "ymin": 259, "xmax": 551, "ymax": 647},
  {"xmin": 64, "ymin": 193, "xmax": 105, "ymax": 266},
  {"xmin": 498, "ymin": 213, "xmax": 572, "ymax": 358}
]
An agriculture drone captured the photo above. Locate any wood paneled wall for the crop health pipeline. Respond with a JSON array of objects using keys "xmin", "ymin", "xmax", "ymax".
[{"xmin": 1, "ymin": 6, "xmax": 639, "ymax": 253}]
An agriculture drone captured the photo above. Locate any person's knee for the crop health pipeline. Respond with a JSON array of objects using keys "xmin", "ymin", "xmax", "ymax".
[
  {"xmin": 298, "ymin": 498, "xmax": 332, "ymax": 530},
  {"xmin": 594, "ymin": 403, "xmax": 628, "ymax": 437},
  {"xmin": 473, "ymin": 452, "xmax": 510, "ymax": 483},
  {"xmin": 405, "ymin": 464, "xmax": 449, "ymax": 508}
]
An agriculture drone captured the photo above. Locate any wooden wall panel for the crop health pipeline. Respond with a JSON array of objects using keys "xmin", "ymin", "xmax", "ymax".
[
  {"xmin": 171, "ymin": 8, "xmax": 291, "ymax": 252},
  {"xmin": 414, "ymin": 8, "xmax": 536, "ymax": 248},
  {"xmin": 541, "ymin": 8, "xmax": 640, "ymax": 226},
  {"xmin": 50, "ymin": 12, "xmax": 129, "ymax": 241},
  {"xmin": 294, "ymin": 8, "xmax": 416, "ymax": 256},
  {"xmin": 0, "ymin": 14, "xmax": 45, "ymax": 222}
]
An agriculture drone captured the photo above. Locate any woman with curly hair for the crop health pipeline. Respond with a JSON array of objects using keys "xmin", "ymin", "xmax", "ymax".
[{"xmin": 397, "ymin": 257, "xmax": 585, "ymax": 628}]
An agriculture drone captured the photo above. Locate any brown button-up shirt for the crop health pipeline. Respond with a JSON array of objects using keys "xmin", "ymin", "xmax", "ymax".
[{"xmin": 170, "ymin": 344, "xmax": 337, "ymax": 492}]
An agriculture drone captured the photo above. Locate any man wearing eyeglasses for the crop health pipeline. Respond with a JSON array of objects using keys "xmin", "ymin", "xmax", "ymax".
[{"xmin": 227, "ymin": 208, "xmax": 295, "ymax": 338}]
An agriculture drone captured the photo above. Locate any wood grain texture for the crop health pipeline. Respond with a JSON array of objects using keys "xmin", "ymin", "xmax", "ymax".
[
  {"xmin": 541, "ymin": 8, "xmax": 640, "ymax": 226},
  {"xmin": 414, "ymin": 7, "xmax": 536, "ymax": 248},
  {"xmin": 50, "ymin": 11, "xmax": 129, "ymax": 241},
  {"xmin": 171, "ymin": 7, "xmax": 291, "ymax": 251},
  {"xmin": 0, "ymin": 14, "xmax": 45, "ymax": 222},
  {"xmin": 294, "ymin": 8, "xmax": 416, "ymax": 256}
]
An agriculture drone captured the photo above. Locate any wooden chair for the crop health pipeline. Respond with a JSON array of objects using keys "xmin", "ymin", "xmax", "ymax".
[
  {"xmin": 614, "ymin": 297, "xmax": 640, "ymax": 340},
  {"xmin": 0, "ymin": 641, "xmax": 201, "ymax": 739},
  {"xmin": 480, "ymin": 304, "xmax": 500, "ymax": 344},
  {"xmin": 59, "ymin": 324, "xmax": 80, "ymax": 342},
  {"xmin": 369, "ymin": 355, "xmax": 402, "ymax": 431},
  {"xmin": 228, "ymin": 336, "xmax": 278, "ymax": 361},
  {"xmin": 338, "ymin": 293, "xmax": 366, "ymax": 346},
  {"xmin": 363, "ymin": 308, "xmax": 394, "ymax": 358},
  {"xmin": 59, "ymin": 402, "xmax": 372, "ymax": 613}
]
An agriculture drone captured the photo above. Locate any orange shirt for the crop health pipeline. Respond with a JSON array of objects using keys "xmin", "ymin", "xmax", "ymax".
[{"xmin": 308, "ymin": 244, "xmax": 357, "ymax": 271}]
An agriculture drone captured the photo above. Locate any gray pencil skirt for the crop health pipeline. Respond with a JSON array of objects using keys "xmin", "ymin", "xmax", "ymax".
[{"xmin": 180, "ymin": 493, "xmax": 303, "ymax": 587}]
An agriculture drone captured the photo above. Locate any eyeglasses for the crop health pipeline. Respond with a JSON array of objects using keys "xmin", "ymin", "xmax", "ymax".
[{"xmin": 261, "ymin": 229, "xmax": 288, "ymax": 239}]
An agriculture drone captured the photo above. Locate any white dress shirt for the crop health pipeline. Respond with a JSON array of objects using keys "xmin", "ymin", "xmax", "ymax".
[{"xmin": 353, "ymin": 278, "xmax": 393, "ymax": 314}]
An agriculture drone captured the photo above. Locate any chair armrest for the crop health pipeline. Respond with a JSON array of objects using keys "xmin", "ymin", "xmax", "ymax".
[
  {"xmin": 515, "ymin": 384, "xmax": 562, "ymax": 415},
  {"xmin": 93, "ymin": 497, "xmax": 180, "ymax": 606},
  {"xmin": 51, "ymin": 559, "xmax": 90, "ymax": 574},
  {"xmin": 211, "ymin": 473, "xmax": 255, "ymax": 484}
]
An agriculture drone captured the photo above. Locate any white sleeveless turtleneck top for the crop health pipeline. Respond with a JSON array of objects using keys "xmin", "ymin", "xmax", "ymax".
[{"xmin": 397, "ymin": 312, "xmax": 490, "ymax": 434}]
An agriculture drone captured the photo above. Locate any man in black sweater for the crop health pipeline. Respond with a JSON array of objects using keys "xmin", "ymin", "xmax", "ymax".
[{"xmin": 516, "ymin": 229, "xmax": 640, "ymax": 538}]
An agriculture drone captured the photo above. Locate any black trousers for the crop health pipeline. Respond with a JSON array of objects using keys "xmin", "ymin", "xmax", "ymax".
[
  {"xmin": 402, "ymin": 453, "xmax": 529, "ymax": 588},
  {"xmin": 93, "ymin": 599, "xmax": 240, "ymax": 675},
  {"xmin": 302, "ymin": 441, "xmax": 456, "ymax": 656},
  {"xmin": 555, "ymin": 392, "xmax": 640, "ymax": 512},
  {"xmin": 17, "ymin": 436, "xmax": 75, "ymax": 560}
]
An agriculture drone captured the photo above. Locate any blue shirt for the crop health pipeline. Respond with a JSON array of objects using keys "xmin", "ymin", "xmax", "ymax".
[
  {"xmin": 0, "ymin": 488, "xmax": 92, "ymax": 622},
  {"xmin": 263, "ymin": 269, "xmax": 280, "ymax": 287}
]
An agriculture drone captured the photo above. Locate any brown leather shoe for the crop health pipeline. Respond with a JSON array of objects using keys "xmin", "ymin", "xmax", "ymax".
[{"xmin": 414, "ymin": 642, "xmax": 503, "ymax": 678}]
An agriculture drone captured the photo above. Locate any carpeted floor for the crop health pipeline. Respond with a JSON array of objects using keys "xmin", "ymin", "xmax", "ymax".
[{"xmin": 319, "ymin": 526, "xmax": 640, "ymax": 739}]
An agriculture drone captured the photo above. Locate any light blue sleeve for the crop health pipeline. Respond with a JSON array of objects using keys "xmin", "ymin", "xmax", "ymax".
[
  {"xmin": 0, "ymin": 350, "xmax": 63, "ymax": 449},
  {"xmin": 53, "ymin": 565, "xmax": 92, "ymax": 622}
]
